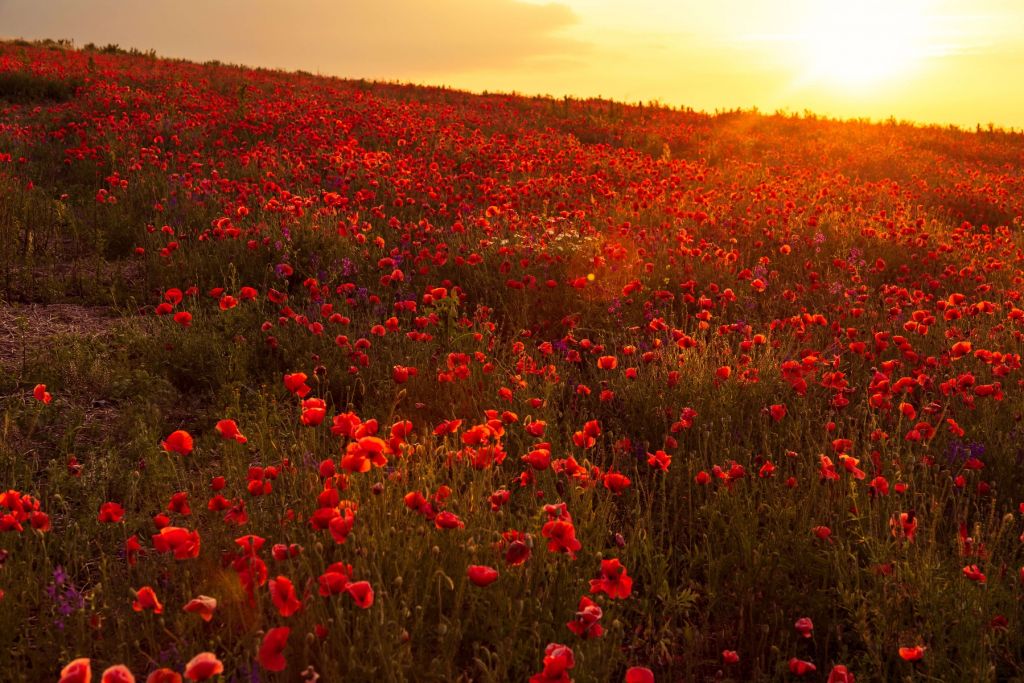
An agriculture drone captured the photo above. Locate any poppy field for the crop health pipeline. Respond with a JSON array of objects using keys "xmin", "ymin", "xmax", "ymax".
[{"xmin": 4, "ymin": 40, "xmax": 1024, "ymax": 682}]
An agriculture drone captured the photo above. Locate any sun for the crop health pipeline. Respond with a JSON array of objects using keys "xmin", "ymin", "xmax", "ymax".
[{"xmin": 793, "ymin": 0, "xmax": 934, "ymax": 88}]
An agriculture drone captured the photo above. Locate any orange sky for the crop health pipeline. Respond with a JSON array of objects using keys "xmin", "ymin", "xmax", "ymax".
[{"xmin": 2, "ymin": 0, "xmax": 1022, "ymax": 129}]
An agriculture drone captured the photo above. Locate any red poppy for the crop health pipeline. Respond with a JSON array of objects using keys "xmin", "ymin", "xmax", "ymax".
[
  {"xmin": 100, "ymin": 665, "xmax": 135, "ymax": 683},
  {"xmin": 184, "ymin": 652, "xmax": 223, "ymax": 681},
  {"xmin": 59, "ymin": 658, "xmax": 91, "ymax": 683},
  {"xmin": 161, "ymin": 430, "xmax": 193, "ymax": 456},
  {"xmin": 566, "ymin": 596, "xmax": 603, "ymax": 638},
  {"xmin": 962, "ymin": 564, "xmax": 986, "ymax": 583},
  {"xmin": 258, "ymin": 626, "xmax": 290, "ymax": 672},
  {"xmin": 899, "ymin": 646, "xmax": 925, "ymax": 662},
  {"xmin": 269, "ymin": 575, "xmax": 302, "ymax": 617},
  {"xmin": 434, "ymin": 510, "xmax": 464, "ymax": 530},
  {"xmin": 300, "ymin": 397, "xmax": 327, "ymax": 426},
  {"xmin": 530, "ymin": 643, "xmax": 575, "ymax": 683},
  {"xmin": 624, "ymin": 667, "xmax": 654, "ymax": 683},
  {"xmin": 283, "ymin": 372, "xmax": 311, "ymax": 397},
  {"xmin": 467, "ymin": 565, "xmax": 500, "ymax": 587},
  {"xmin": 827, "ymin": 665, "xmax": 855, "ymax": 683},
  {"xmin": 183, "ymin": 595, "xmax": 217, "ymax": 622},
  {"xmin": 214, "ymin": 419, "xmax": 247, "ymax": 444},
  {"xmin": 789, "ymin": 658, "xmax": 817, "ymax": 676},
  {"xmin": 33, "ymin": 384, "xmax": 52, "ymax": 404},
  {"xmin": 98, "ymin": 502, "xmax": 125, "ymax": 523},
  {"xmin": 346, "ymin": 580, "xmax": 375, "ymax": 608},
  {"xmin": 132, "ymin": 586, "xmax": 164, "ymax": 613},
  {"xmin": 152, "ymin": 526, "xmax": 201, "ymax": 560},
  {"xmin": 589, "ymin": 558, "xmax": 633, "ymax": 599},
  {"xmin": 602, "ymin": 471, "xmax": 631, "ymax": 494},
  {"xmin": 145, "ymin": 669, "xmax": 182, "ymax": 683}
]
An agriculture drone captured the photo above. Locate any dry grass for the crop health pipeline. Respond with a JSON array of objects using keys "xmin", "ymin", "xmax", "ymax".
[{"xmin": 0, "ymin": 302, "xmax": 118, "ymax": 372}]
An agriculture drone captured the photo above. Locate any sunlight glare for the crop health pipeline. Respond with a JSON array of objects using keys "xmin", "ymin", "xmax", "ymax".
[{"xmin": 794, "ymin": 0, "xmax": 935, "ymax": 88}]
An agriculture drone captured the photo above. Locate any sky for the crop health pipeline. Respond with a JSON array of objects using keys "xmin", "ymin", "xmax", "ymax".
[{"xmin": 1, "ymin": 0, "xmax": 1022, "ymax": 129}]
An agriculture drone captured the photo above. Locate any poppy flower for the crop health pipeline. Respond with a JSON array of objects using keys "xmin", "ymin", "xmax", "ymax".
[
  {"xmin": 962, "ymin": 564, "xmax": 986, "ymax": 583},
  {"xmin": 300, "ymin": 397, "xmax": 327, "ymax": 426},
  {"xmin": 98, "ymin": 502, "xmax": 125, "ymax": 523},
  {"xmin": 899, "ymin": 646, "xmax": 925, "ymax": 662},
  {"xmin": 346, "ymin": 580, "xmax": 375, "ymax": 608},
  {"xmin": 566, "ymin": 596, "xmax": 603, "ymax": 638},
  {"xmin": 59, "ymin": 658, "xmax": 91, "ymax": 683},
  {"xmin": 541, "ymin": 519, "xmax": 582, "ymax": 558},
  {"xmin": 647, "ymin": 450, "xmax": 671, "ymax": 471},
  {"xmin": 183, "ymin": 595, "xmax": 218, "ymax": 622},
  {"xmin": 318, "ymin": 566, "xmax": 353, "ymax": 597},
  {"xmin": 132, "ymin": 586, "xmax": 164, "ymax": 613},
  {"xmin": 467, "ymin": 565, "xmax": 500, "ymax": 587},
  {"xmin": 434, "ymin": 511, "xmax": 465, "ymax": 530},
  {"xmin": 33, "ymin": 384, "xmax": 52, "ymax": 404},
  {"xmin": 624, "ymin": 667, "xmax": 654, "ymax": 683},
  {"xmin": 589, "ymin": 558, "xmax": 632, "ymax": 599},
  {"xmin": 283, "ymin": 372, "xmax": 311, "ymax": 397},
  {"xmin": 152, "ymin": 526, "xmax": 201, "ymax": 560},
  {"xmin": 722, "ymin": 650, "xmax": 739, "ymax": 664},
  {"xmin": 794, "ymin": 617, "xmax": 813, "ymax": 638},
  {"xmin": 214, "ymin": 419, "xmax": 247, "ymax": 444},
  {"xmin": 145, "ymin": 670, "xmax": 182, "ymax": 683},
  {"xmin": 258, "ymin": 626, "xmax": 290, "ymax": 672},
  {"xmin": 125, "ymin": 534, "xmax": 142, "ymax": 566},
  {"xmin": 328, "ymin": 507, "xmax": 356, "ymax": 544},
  {"xmin": 827, "ymin": 665, "xmax": 855, "ymax": 683},
  {"xmin": 161, "ymin": 430, "xmax": 193, "ymax": 456},
  {"xmin": 100, "ymin": 665, "xmax": 135, "ymax": 683},
  {"xmin": 789, "ymin": 658, "xmax": 817, "ymax": 676},
  {"xmin": 530, "ymin": 643, "xmax": 575, "ymax": 683},
  {"xmin": 602, "ymin": 471, "xmax": 631, "ymax": 494},
  {"xmin": 269, "ymin": 575, "xmax": 302, "ymax": 617},
  {"xmin": 184, "ymin": 652, "xmax": 223, "ymax": 681}
]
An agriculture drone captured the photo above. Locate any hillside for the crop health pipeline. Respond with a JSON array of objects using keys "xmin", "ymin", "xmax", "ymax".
[{"xmin": 3, "ymin": 40, "xmax": 1024, "ymax": 682}]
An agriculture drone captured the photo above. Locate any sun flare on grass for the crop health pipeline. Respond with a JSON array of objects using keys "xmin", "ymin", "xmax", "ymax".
[{"xmin": 793, "ymin": 0, "xmax": 937, "ymax": 88}]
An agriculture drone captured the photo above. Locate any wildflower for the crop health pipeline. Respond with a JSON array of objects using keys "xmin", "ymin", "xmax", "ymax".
[
  {"xmin": 33, "ymin": 384, "xmax": 53, "ymax": 404},
  {"xmin": 98, "ymin": 502, "xmax": 125, "ymax": 523},
  {"xmin": 530, "ymin": 643, "xmax": 575, "ymax": 683},
  {"xmin": 566, "ymin": 596, "xmax": 603, "ymax": 638},
  {"xmin": 145, "ymin": 669, "xmax": 182, "ymax": 683},
  {"xmin": 214, "ymin": 419, "xmax": 247, "ymax": 444},
  {"xmin": 962, "ymin": 564, "xmax": 986, "ymax": 583},
  {"xmin": 59, "ymin": 658, "xmax": 91, "ymax": 683},
  {"xmin": 132, "ymin": 586, "xmax": 164, "ymax": 613},
  {"xmin": 258, "ymin": 626, "xmax": 290, "ymax": 672},
  {"xmin": 827, "ymin": 665, "xmax": 855, "ymax": 683},
  {"xmin": 345, "ymin": 580, "xmax": 374, "ymax": 608},
  {"xmin": 161, "ymin": 430, "xmax": 193, "ymax": 456},
  {"xmin": 270, "ymin": 576, "xmax": 302, "ymax": 617},
  {"xmin": 789, "ymin": 658, "xmax": 817, "ymax": 676},
  {"xmin": 184, "ymin": 653, "xmax": 224, "ymax": 681},
  {"xmin": 183, "ymin": 595, "xmax": 217, "ymax": 622},
  {"xmin": 899, "ymin": 646, "xmax": 925, "ymax": 661},
  {"xmin": 101, "ymin": 665, "xmax": 135, "ymax": 683},
  {"xmin": 589, "ymin": 558, "xmax": 633, "ymax": 599},
  {"xmin": 624, "ymin": 667, "xmax": 655, "ymax": 683},
  {"xmin": 467, "ymin": 565, "xmax": 500, "ymax": 587}
]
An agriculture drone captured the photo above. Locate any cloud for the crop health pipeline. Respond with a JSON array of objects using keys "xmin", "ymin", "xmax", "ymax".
[{"xmin": 0, "ymin": 0, "xmax": 584, "ymax": 77}]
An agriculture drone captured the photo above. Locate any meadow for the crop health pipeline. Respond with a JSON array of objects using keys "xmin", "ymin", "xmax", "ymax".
[{"xmin": 3, "ymin": 39, "xmax": 1024, "ymax": 681}]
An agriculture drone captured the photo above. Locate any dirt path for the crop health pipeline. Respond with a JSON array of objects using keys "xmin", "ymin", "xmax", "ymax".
[{"xmin": 0, "ymin": 303, "xmax": 119, "ymax": 372}]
